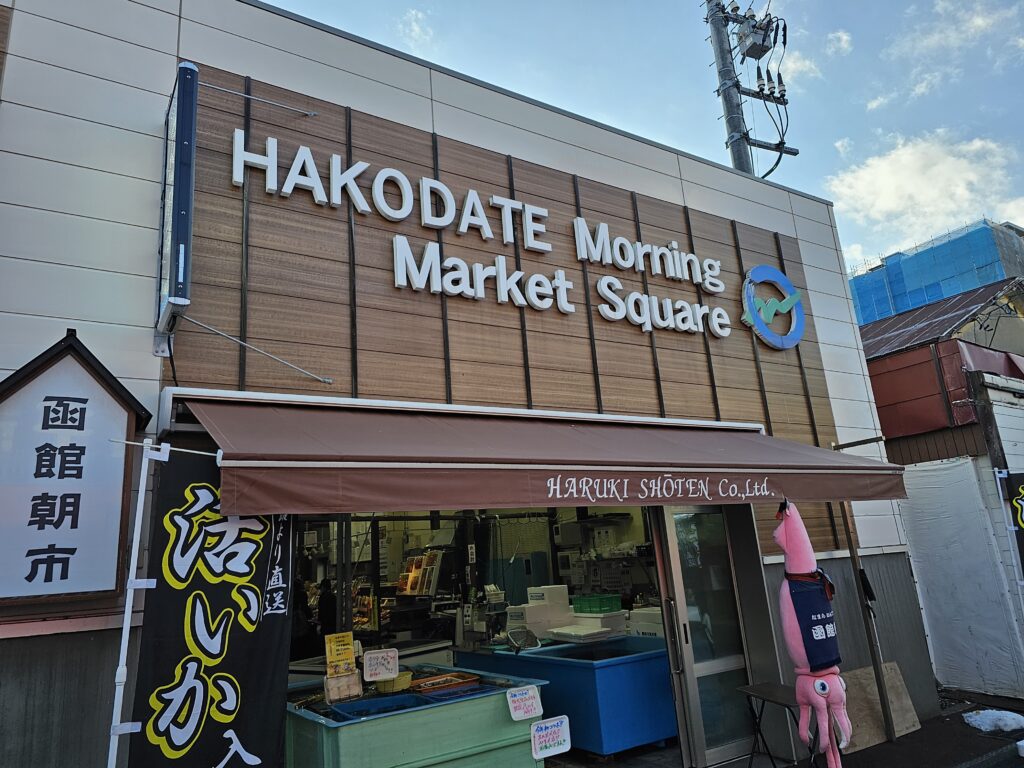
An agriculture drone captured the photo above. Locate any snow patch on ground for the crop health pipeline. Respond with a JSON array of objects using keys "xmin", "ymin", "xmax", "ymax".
[{"xmin": 963, "ymin": 709, "xmax": 1024, "ymax": 732}]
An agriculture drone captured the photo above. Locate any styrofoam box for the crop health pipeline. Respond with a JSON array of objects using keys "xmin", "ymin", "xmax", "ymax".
[
  {"xmin": 527, "ymin": 584, "xmax": 570, "ymax": 607},
  {"xmin": 574, "ymin": 610, "xmax": 628, "ymax": 631},
  {"xmin": 628, "ymin": 624, "xmax": 665, "ymax": 638},
  {"xmin": 507, "ymin": 603, "xmax": 552, "ymax": 624},
  {"xmin": 628, "ymin": 607, "xmax": 663, "ymax": 625}
]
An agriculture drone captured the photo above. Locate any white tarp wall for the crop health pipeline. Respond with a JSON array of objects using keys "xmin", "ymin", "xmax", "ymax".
[{"xmin": 900, "ymin": 457, "xmax": 1024, "ymax": 698}]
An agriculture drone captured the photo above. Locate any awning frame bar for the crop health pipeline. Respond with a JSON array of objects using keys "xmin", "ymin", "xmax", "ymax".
[
  {"xmin": 220, "ymin": 460, "xmax": 903, "ymax": 475},
  {"xmin": 160, "ymin": 386, "xmax": 767, "ymax": 437}
]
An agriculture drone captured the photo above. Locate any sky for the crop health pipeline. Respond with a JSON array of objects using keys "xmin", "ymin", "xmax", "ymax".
[{"xmin": 268, "ymin": 0, "xmax": 1024, "ymax": 273}]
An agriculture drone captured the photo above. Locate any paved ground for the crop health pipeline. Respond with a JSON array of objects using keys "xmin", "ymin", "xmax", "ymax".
[{"xmin": 546, "ymin": 701, "xmax": 1024, "ymax": 767}]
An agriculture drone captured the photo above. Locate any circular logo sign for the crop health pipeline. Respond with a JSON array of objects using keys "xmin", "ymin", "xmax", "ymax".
[{"xmin": 740, "ymin": 265, "xmax": 805, "ymax": 349}]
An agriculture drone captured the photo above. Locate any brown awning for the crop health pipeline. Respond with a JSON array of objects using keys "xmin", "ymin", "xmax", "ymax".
[{"xmin": 186, "ymin": 400, "xmax": 906, "ymax": 516}]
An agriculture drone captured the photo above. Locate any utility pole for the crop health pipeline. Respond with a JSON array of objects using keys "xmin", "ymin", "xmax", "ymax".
[{"xmin": 705, "ymin": 0, "xmax": 753, "ymax": 174}]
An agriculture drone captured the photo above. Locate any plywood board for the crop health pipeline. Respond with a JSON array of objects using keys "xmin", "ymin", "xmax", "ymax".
[{"xmin": 842, "ymin": 662, "xmax": 921, "ymax": 754}]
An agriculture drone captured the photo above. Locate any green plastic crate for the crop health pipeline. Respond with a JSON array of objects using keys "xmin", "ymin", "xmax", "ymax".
[{"xmin": 572, "ymin": 594, "xmax": 621, "ymax": 613}]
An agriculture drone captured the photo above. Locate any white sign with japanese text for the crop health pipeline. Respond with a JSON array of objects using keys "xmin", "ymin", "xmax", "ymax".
[
  {"xmin": 507, "ymin": 685, "xmax": 543, "ymax": 721},
  {"xmin": 0, "ymin": 356, "xmax": 129, "ymax": 598},
  {"xmin": 362, "ymin": 648, "xmax": 399, "ymax": 681},
  {"xmin": 531, "ymin": 715, "xmax": 571, "ymax": 760}
]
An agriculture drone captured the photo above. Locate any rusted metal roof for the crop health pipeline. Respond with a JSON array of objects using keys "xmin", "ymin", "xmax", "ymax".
[{"xmin": 860, "ymin": 277, "xmax": 1022, "ymax": 360}]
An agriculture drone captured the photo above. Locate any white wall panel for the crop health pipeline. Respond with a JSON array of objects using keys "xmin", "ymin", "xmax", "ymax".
[
  {"xmin": 15, "ymin": 0, "xmax": 178, "ymax": 54},
  {"xmin": 0, "ymin": 257, "xmax": 154, "ymax": 328},
  {"xmin": 0, "ymin": 152, "xmax": 160, "ymax": 228},
  {"xmin": 796, "ymin": 239, "xmax": 844, "ymax": 275},
  {"xmin": 678, "ymin": 153, "xmax": 792, "ymax": 213},
  {"xmin": 813, "ymin": 316, "xmax": 861, "ymax": 349},
  {"xmin": 129, "ymin": 0, "xmax": 179, "ymax": 15},
  {"xmin": 832, "ymin": 425, "xmax": 883, "ymax": 445},
  {"xmin": 0, "ymin": 203, "xmax": 158, "ymax": 277},
  {"xmin": 818, "ymin": 342, "xmax": 867, "ymax": 376},
  {"xmin": 0, "ymin": 57, "xmax": 168, "ymax": 137},
  {"xmin": 803, "ymin": 262, "xmax": 850, "ymax": 300},
  {"xmin": 804, "ymin": 288, "xmax": 854, "ymax": 324},
  {"xmin": 0, "ymin": 312, "xmax": 160, "ymax": 381},
  {"xmin": 178, "ymin": 19, "xmax": 433, "ymax": 131},
  {"xmin": 817, "ymin": 369, "xmax": 872, "ymax": 403},
  {"xmin": 830, "ymin": 397, "xmax": 882, "ymax": 431},
  {"xmin": 681, "ymin": 180, "xmax": 796, "ymax": 236},
  {"xmin": 793, "ymin": 213, "xmax": 838, "ymax": 249},
  {"xmin": 0, "ymin": 103, "xmax": 163, "ymax": 181},
  {"xmin": 994, "ymin": 401, "xmax": 1024, "ymax": 469},
  {"xmin": 431, "ymin": 72, "xmax": 680, "ymax": 178},
  {"xmin": 7, "ymin": 11, "xmax": 176, "ymax": 95},
  {"xmin": 182, "ymin": 0, "xmax": 431, "ymax": 98},
  {"xmin": 433, "ymin": 102, "xmax": 685, "ymax": 205},
  {"xmin": 789, "ymin": 193, "xmax": 831, "ymax": 225}
]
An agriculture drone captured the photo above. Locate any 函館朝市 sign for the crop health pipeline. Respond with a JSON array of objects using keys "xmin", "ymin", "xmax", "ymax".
[{"xmin": 0, "ymin": 334, "xmax": 146, "ymax": 602}]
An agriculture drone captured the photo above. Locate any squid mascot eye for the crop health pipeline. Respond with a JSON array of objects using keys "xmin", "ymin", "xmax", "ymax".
[{"xmin": 774, "ymin": 502, "xmax": 853, "ymax": 768}]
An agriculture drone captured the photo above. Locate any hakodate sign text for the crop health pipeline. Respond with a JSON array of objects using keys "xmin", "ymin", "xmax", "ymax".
[{"xmin": 232, "ymin": 130, "xmax": 737, "ymax": 339}]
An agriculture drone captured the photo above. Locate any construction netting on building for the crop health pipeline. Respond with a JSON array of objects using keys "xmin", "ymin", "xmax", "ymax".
[{"xmin": 850, "ymin": 220, "xmax": 1024, "ymax": 324}]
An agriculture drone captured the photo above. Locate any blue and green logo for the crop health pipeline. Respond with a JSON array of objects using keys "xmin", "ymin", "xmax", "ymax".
[{"xmin": 741, "ymin": 264, "xmax": 805, "ymax": 350}]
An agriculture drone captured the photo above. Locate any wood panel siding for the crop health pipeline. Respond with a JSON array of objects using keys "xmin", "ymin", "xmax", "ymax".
[
  {"xmin": 886, "ymin": 423, "xmax": 988, "ymax": 465},
  {"xmin": 171, "ymin": 64, "xmax": 857, "ymax": 554},
  {"xmin": 0, "ymin": 6, "xmax": 11, "ymax": 95}
]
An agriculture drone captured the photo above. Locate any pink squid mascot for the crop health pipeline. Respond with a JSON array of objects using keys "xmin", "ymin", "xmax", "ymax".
[{"xmin": 774, "ymin": 501, "xmax": 852, "ymax": 768}]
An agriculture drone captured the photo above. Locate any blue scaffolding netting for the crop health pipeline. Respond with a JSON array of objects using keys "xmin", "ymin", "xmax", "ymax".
[{"xmin": 849, "ymin": 220, "xmax": 1024, "ymax": 324}]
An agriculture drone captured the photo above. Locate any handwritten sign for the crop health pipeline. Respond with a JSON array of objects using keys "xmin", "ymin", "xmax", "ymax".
[
  {"xmin": 325, "ymin": 631, "xmax": 356, "ymax": 677},
  {"xmin": 531, "ymin": 715, "xmax": 570, "ymax": 760},
  {"xmin": 506, "ymin": 685, "xmax": 543, "ymax": 721},
  {"xmin": 362, "ymin": 648, "xmax": 399, "ymax": 681}
]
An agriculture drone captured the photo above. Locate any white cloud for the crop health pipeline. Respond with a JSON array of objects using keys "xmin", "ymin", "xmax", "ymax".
[
  {"xmin": 866, "ymin": 92, "xmax": 896, "ymax": 111},
  {"xmin": 779, "ymin": 51, "xmax": 822, "ymax": 90},
  {"xmin": 826, "ymin": 131, "xmax": 1024, "ymax": 253},
  {"xmin": 396, "ymin": 9, "xmax": 434, "ymax": 57},
  {"xmin": 826, "ymin": 30, "xmax": 853, "ymax": 56},
  {"xmin": 997, "ymin": 197, "xmax": 1024, "ymax": 225},
  {"xmin": 834, "ymin": 137, "xmax": 853, "ymax": 157},
  {"xmin": 889, "ymin": 1, "xmax": 1022, "ymax": 62},
  {"xmin": 909, "ymin": 66, "xmax": 962, "ymax": 98}
]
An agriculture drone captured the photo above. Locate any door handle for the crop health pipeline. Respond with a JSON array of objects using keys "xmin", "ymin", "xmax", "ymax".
[{"xmin": 665, "ymin": 596, "xmax": 688, "ymax": 674}]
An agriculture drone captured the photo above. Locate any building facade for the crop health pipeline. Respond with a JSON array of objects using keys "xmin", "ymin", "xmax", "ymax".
[
  {"xmin": 860, "ymin": 278, "xmax": 1024, "ymax": 698},
  {"xmin": 0, "ymin": 1, "xmax": 931, "ymax": 766}
]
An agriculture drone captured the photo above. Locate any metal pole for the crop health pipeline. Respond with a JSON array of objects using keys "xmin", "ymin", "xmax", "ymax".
[
  {"xmin": 342, "ymin": 517, "xmax": 353, "ymax": 632},
  {"xmin": 335, "ymin": 518, "xmax": 344, "ymax": 636},
  {"xmin": 107, "ymin": 439, "xmax": 164, "ymax": 768},
  {"xmin": 705, "ymin": 1, "xmax": 754, "ymax": 174},
  {"xmin": 838, "ymin": 501, "xmax": 896, "ymax": 741}
]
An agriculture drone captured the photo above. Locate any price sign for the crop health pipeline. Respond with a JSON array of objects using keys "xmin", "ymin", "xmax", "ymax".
[
  {"xmin": 531, "ymin": 715, "xmax": 571, "ymax": 760},
  {"xmin": 362, "ymin": 648, "xmax": 400, "ymax": 681},
  {"xmin": 325, "ymin": 631, "xmax": 356, "ymax": 677},
  {"xmin": 506, "ymin": 685, "xmax": 543, "ymax": 721}
]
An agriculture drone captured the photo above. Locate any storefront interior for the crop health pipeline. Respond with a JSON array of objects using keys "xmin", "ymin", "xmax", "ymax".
[{"xmin": 284, "ymin": 503, "xmax": 775, "ymax": 767}]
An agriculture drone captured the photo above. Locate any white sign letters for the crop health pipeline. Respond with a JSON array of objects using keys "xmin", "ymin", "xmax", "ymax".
[{"xmin": 232, "ymin": 130, "xmax": 733, "ymax": 339}]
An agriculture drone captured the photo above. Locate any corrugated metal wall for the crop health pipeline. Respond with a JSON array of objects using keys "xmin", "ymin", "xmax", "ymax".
[
  {"xmin": 765, "ymin": 552, "xmax": 940, "ymax": 720},
  {"xmin": 0, "ymin": 628, "xmax": 139, "ymax": 767}
]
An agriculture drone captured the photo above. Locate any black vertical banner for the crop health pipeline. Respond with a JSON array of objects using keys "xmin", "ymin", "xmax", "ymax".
[{"xmin": 129, "ymin": 451, "xmax": 292, "ymax": 767}]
